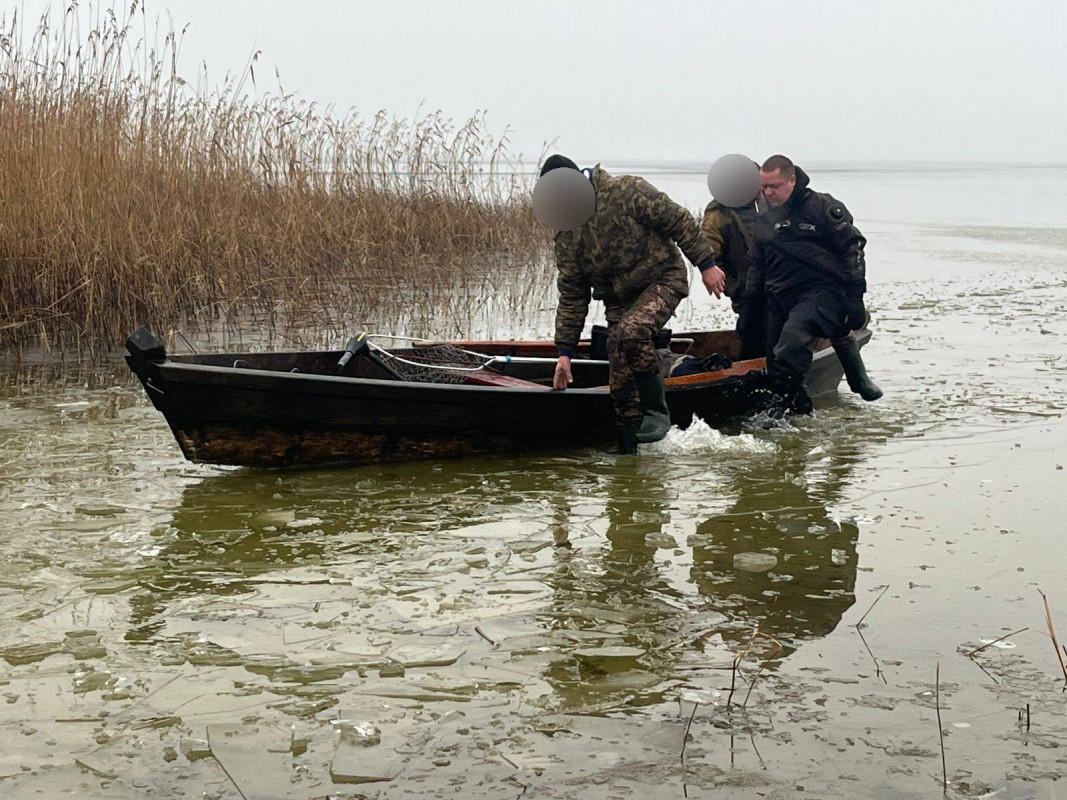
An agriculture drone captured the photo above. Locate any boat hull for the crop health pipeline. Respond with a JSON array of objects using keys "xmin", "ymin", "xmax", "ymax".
[{"xmin": 125, "ymin": 327, "xmax": 870, "ymax": 468}]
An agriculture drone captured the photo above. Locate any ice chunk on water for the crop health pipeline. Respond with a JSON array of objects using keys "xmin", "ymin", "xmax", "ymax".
[
  {"xmin": 336, "ymin": 719, "xmax": 382, "ymax": 747},
  {"xmin": 574, "ymin": 646, "xmax": 645, "ymax": 663},
  {"xmin": 733, "ymin": 552, "xmax": 778, "ymax": 572},
  {"xmin": 643, "ymin": 532, "xmax": 677, "ymax": 549}
]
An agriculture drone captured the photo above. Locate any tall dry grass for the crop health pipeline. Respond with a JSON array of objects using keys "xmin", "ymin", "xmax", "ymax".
[{"xmin": 0, "ymin": 3, "xmax": 548, "ymax": 355}]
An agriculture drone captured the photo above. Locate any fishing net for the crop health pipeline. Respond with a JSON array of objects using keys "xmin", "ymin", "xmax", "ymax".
[{"xmin": 370, "ymin": 343, "xmax": 493, "ymax": 384}]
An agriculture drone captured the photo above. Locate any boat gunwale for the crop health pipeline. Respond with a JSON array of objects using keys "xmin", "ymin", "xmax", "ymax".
[{"xmin": 150, "ymin": 356, "xmax": 763, "ymax": 396}]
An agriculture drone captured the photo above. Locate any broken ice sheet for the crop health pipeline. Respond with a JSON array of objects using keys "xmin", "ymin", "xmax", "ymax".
[
  {"xmin": 329, "ymin": 708, "xmax": 412, "ymax": 785},
  {"xmin": 573, "ymin": 646, "xmax": 645, "ymax": 665},
  {"xmin": 0, "ymin": 641, "xmax": 64, "ymax": 666},
  {"xmin": 353, "ymin": 677, "xmax": 478, "ymax": 704},
  {"xmin": 497, "ymin": 631, "xmax": 572, "ymax": 655},
  {"xmin": 455, "ymin": 660, "xmax": 532, "ymax": 690},
  {"xmin": 180, "ymin": 737, "xmax": 212, "ymax": 761},
  {"xmin": 385, "ymin": 644, "xmax": 466, "ymax": 669},
  {"xmin": 733, "ymin": 552, "xmax": 778, "ymax": 572},
  {"xmin": 249, "ymin": 510, "xmax": 296, "ymax": 528},
  {"xmin": 207, "ymin": 723, "xmax": 311, "ymax": 800},
  {"xmin": 643, "ymin": 532, "xmax": 677, "ymax": 549},
  {"xmin": 63, "ymin": 630, "xmax": 107, "ymax": 660},
  {"xmin": 0, "ymin": 764, "xmax": 133, "ymax": 799},
  {"xmin": 975, "ymin": 637, "xmax": 1017, "ymax": 650},
  {"xmin": 517, "ymin": 714, "xmax": 685, "ymax": 779}
]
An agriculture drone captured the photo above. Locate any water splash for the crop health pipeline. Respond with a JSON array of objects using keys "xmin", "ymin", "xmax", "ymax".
[{"xmin": 645, "ymin": 416, "xmax": 778, "ymax": 456}]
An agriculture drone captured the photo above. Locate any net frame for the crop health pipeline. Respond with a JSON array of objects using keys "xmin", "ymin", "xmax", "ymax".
[{"xmin": 367, "ymin": 341, "xmax": 496, "ymax": 384}]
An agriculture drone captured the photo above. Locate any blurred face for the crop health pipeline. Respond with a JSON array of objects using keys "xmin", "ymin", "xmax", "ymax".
[{"xmin": 761, "ymin": 168, "xmax": 796, "ymax": 207}]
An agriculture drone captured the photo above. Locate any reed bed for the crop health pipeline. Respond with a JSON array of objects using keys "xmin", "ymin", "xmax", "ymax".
[{"xmin": 0, "ymin": 3, "xmax": 549, "ymax": 356}]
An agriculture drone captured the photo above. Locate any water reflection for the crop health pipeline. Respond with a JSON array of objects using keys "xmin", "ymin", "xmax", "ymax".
[
  {"xmin": 122, "ymin": 441, "xmax": 862, "ymax": 714},
  {"xmin": 125, "ymin": 463, "xmax": 504, "ymax": 637},
  {"xmin": 539, "ymin": 461, "xmax": 687, "ymax": 712},
  {"xmin": 690, "ymin": 446, "xmax": 860, "ymax": 656},
  {"xmin": 124, "ymin": 456, "xmax": 603, "ymax": 642}
]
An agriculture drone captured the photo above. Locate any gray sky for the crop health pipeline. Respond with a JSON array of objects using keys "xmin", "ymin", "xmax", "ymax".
[{"xmin": 12, "ymin": 0, "xmax": 1067, "ymax": 164}]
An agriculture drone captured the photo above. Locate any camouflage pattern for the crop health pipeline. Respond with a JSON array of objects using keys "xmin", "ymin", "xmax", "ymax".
[
  {"xmin": 553, "ymin": 165, "xmax": 716, "ymax": 351},
  {"xmin": 607, "ymin": 284, "xmax": 683, "ymax": 427},
  {"xmin": 700, "ymin": 200, "xmax": 755, "ymax": 312}
]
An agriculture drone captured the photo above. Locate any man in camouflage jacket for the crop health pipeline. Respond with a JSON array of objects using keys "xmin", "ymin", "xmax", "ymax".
[
  {"xmin": 700, "ymin": 196, "xmax": 763, "ymax": 311},
  {"xmin": 700, "ymin": 193, "xmax": 765, "ymax": 358},
  {"xmin": 543, "ymin": 155, "xmax": 724, "ymax": 453}
]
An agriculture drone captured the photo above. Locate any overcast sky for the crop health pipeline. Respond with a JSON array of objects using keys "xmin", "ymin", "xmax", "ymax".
[{"xmin": 11, "ymin": 0, "xmax": 1067, "ymax": 165}]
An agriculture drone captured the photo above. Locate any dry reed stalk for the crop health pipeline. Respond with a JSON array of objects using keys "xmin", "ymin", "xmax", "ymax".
[
  {"xmin": 680, "ymin": 701, "xmax": 699, "ymax": 764},
  {"xmin": 0, "ymin": 4, "xmax": 550, "ymax": 354},
  {"xmin": 965, "ymin": 627, "xmax": 1028, "ymax": 658},
  {"xmin": 1039, "ymin": 590, "xmax": 1067, "ymax": 683},
  {"xmin": 741, "ymin": 661, "xmax": 768, "ymax": 710},
  {"xmin": 967, "ymin": 653, "xmax": 1000, "ymax": 685},
  {"xmin": 726, "ymin": 653, "xmax": 741, "ymax": 709},
  {"xmin": 856, "ymin": 625, "xmax": 887, "ymax": 684},
  {"xmin": 936, "ymin": 662, "xmax": 947, "ymax": 794},
  {"xmin": 854, "ymin": 584, "xmax": 889, "ymax": 629},
  {"xmin": 741, "ymin": 637, "xmax": 784, "ymax": 710}
]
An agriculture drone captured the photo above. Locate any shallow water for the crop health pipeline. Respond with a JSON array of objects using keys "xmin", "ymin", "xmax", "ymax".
[{"xmin": 1, "ymin": 164, "xmax": 1066, "ymax": 798}]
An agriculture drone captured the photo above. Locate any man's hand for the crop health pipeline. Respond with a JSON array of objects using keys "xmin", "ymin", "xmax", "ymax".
[
  {"xmin": 701, "ymin": 265, "xmax": 725, "ymax": 298},
  {"xmin": 553, "ymin": 356, "xmax": 573, "ymax": 389},
  {"xmin": 845, "ymin": 296, "xmax": 867, "ymax": 331}
]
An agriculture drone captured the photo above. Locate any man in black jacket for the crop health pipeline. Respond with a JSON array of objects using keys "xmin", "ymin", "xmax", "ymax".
[{"xmin": 743, "ymin": 155, "xmax": 881, "ymax": 414}]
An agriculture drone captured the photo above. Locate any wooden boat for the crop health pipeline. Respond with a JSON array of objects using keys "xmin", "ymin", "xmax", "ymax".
[{"xmin": 125, "ymin": 325, "xmax": 871, "ymax": 468}]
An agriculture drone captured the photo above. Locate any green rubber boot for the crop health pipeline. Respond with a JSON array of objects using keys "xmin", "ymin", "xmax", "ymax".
[
  {"xmin": 832, "ymin": 338, "xmax": 883, "ymax": 401},
  {"xmin": 618, "ymin": 425, "xmax": 639, "ymax": 455},
  {"xmin": 634, "ymin": 371, "xmax": 671, "ymax": 443}
]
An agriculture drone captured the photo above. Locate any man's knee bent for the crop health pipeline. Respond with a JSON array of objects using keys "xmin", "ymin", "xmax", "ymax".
[
  {"xmin": 608, "ymin": 321, "xmax": 656, "ymax": 365},
  {"xmin": 772, "ymin": 330, "xmax": 816, "ymax": 378}
]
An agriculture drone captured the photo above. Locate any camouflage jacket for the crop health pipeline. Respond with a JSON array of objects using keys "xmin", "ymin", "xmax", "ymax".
[
  {"xmin": 700, "ymin": 199, "xmax": 761, "ymax": 309},
  {"xmin": 554, "ymin": 165, "xmax": 716, "ymax": 351}
]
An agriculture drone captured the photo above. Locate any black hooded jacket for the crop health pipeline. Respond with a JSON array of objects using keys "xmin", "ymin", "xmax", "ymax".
[{"xmin": 745, "ymin": 167, "xmax": 866, "ymax": 303}]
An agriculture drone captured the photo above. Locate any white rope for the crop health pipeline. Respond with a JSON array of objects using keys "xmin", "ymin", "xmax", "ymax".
[
  {"xmin": 363, "ymin": 333, "xmax": 427, "ymax": 342},
  {"xmin": 366, "ymin": 340, "xmax": 496, "ymax": 373}
]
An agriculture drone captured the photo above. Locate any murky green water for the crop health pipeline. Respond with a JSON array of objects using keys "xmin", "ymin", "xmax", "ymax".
[{"xmin": 2, "ymin": 166, "xmax": 1066, "ymax": 798}]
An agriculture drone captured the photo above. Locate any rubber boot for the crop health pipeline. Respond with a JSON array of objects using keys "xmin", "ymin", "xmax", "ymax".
[
  {"xmin": 633, "ymin": 371, "xmax": 671, "ymax": 443},
  {"xmin": 618, "ymin": 425, "xmax": 639, "ymax": 455},
  {"xmin": 761, "ymin": 370, "xmax": 813, "ymax": 419},
  {"xmin": 790, "ymin": 383, "xmax": 814, "ymax": 415},
  {"xmin": 832, "ymin": 338, "xmax": 883, "ymax": 401}
]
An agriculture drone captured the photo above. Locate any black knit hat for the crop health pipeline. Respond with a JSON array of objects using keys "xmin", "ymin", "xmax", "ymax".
[{"xmin": 539, "ymin": 154, "xmax": 579, "ymax": 177}]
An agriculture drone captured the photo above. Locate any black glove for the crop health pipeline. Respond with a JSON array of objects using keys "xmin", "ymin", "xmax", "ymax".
[{"xmin": 844, "ymin": 295, "xmax": 866, "ymax": 331}]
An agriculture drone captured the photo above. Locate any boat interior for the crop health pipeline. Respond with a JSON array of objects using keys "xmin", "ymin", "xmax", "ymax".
[{"xmin": 165, "ymin": 330, "xmax": 747, "ymax": 390}]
